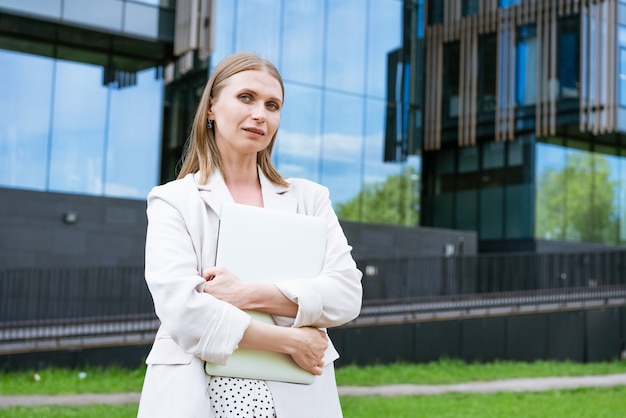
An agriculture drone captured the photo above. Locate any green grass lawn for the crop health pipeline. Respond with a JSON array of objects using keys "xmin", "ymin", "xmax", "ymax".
[
  {"xmin": 1, "ymin": 359, "xmax": 625, "ymax": 417},
  {"xmin": 335, "ymin": 358, "xmax": 626, "ymax": 386}
]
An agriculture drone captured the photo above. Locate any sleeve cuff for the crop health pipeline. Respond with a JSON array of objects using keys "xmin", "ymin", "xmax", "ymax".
[
  {"xmin": 197, "ymin": 303, "xmax": 251, "ymax": 365},
  {"xmin": 274, "ymin": 280, "xmax": 323, "ymax": 327}
]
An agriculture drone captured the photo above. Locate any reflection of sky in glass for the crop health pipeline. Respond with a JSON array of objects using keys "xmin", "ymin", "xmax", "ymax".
[
  {"xmin": 535, "ymin": 142, "xmax": 565, "ymax": 176},
  {"xmin": 49, "ymin": 60, "xmax": 108, "ymax": 194},
  {"xmin": 106, "ymin": 69, "xmax": 162, "ymax": 198},
  {"xmin": 235, "ymin": 0, "xmax": 281, "ymax": 65},
  {"xmin": 209, "ymin": 0, "xmax": 407, "ymax": 209},
  {"xmin": 280, "ymin": 0, "xmax": 325, "ymax": 86},
  {"xmin": 0, "ymin": 51, "xmax": 53, "ymax": 190},
  {"xmin": 0, "ymin": 49, "xmax": 162, "ymax": 199},
  {"xmin": 325, "ymin": 0, "xmax": 367, "ymax": 93},
  {"xmin": 2, "ymin": 0, "xmax": 407, "ymax": 213},
  {"xmin": 276, "ymin": 84, "xmax": 323, "ymax": 182}
]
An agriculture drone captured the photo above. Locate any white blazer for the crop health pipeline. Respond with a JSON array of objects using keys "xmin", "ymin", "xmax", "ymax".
[{"xmin": 137, "ymin": 169, "xmax": 363, "ymax": 418}]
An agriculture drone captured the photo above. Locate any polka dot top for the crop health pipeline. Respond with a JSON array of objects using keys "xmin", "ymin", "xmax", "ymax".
[{"xmin": 208, "ymin": 376, "xmax": 276, "ymax": 418}]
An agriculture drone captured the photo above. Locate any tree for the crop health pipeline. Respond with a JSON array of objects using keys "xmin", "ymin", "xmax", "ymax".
[
  {"xmin": 336, "ymin": 167, "xmax": 419, "ymax": 226},
  {"xmin": 536, "ymin": 152, "xmax": 617, "ymax": 243}
]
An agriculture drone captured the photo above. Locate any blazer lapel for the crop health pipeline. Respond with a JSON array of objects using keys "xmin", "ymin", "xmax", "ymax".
[
  {"xmin": 195, "ymin": 170, "xmax": 234, "ymax": 216},
  {"xmin": 195, "ymin": 168, "xmax": 296, "ymax": 214},
  {"xmin": 260, "ymin": 169, "xmax": 297, "ymax": 213}
]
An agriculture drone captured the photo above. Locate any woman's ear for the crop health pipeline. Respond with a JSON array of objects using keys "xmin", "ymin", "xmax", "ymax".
[{"xmin": 207, "ymin": 99, "xmax": 214, "ymax": 120}]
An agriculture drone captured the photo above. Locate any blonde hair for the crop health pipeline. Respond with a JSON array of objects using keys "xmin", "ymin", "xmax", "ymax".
[{"xmin": 177, "ymin": 52, "xmax": 287, "ymax": 187}]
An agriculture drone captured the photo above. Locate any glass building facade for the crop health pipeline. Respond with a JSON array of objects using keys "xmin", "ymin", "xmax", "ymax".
[
  {"xmin": 414, "ymin": 0, "xmax": 626, "ymax": 251},
  {"xmin": 161, "ymin": 0, "xmax": 419, "ymax": 226},
  {"xmin": 1, "ymin": 0, "xmax": 419, "ymax": 227},
  {"xmin": 0, "ymin": 0, "xmax": 172, "ymax": 199},
  {"xmin": 4, "ymin": 0, "xmax": 626, "ymax": 252}
]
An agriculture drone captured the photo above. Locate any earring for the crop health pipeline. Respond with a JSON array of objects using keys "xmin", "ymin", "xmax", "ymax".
[{"xmin": 207, "ymin": 119, "xmax": 213, "ymax": 129}]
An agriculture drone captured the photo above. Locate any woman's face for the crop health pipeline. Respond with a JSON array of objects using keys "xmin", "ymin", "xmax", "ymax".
[{"xmin": 208, "ymin": 70, "xmax": 283, "ymax": 160}]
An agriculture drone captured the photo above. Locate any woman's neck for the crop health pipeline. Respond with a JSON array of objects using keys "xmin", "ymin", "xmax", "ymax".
[{"xmin": 222, "ymin": 160, "xmax": 263, "ymax": 207}]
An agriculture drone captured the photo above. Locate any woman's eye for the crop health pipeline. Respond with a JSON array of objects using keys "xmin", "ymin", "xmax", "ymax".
[
  {"xmin": 266, "ymin": 102, "xmax": 280, "ymax": 111},
  {"xmin": 239, "ymin": 94, "xmax": 252, "ymax": 102}
]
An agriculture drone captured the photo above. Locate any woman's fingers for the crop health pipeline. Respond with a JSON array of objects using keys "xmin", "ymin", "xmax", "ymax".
[{"xmin": 289, "ymin": 327, "xmax": 328, "ymax": 374}]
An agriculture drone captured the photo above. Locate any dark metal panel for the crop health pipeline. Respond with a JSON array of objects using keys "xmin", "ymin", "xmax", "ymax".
[
  {"xmin": 506, "ymin": 315, "xmax": 548, "ymax": 361},
  {"xmin": 461, "ymin": 317, "xmax": 506, "ymax": 362},
  {"xmin": 413, "ymin": 320, "xmax": 461, "ymax": 362},
  {"xmin": 330, "ymin": 324, "xmax": 415, "ymax": 367},
  {"xmin": 0, "ymin": 344, "xmax": 151, "ymax": 371},
  {"xmin": 586, "ymin": 308, "xmax": 622, "ymax": 362},
  {"xmin": 547, "ymin": 311, "xmax": 585, "ymax": 362}
]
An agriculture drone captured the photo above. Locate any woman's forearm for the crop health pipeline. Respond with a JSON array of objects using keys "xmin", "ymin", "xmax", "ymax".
[
  {"xmin": 239, "ymin": 319, "xmax": 327, "ymax": 375},
  {"xmin": 241, "ymin": 283, "xmax": 298, "ymax": 317},
  {"xmin": 203, "ymin": 267, "xmax": 299, "ymax": 317}
]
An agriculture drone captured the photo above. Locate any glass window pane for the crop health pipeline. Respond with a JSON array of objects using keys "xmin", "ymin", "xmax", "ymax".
[
  {"xmin": 364, "ymin": 98, "xmax": 400, "ymax": 186},
  {"xmin": 212, "ymin": 0, "xmax": 236, "ymax": 64},
  {"xmin": 500, "ymin": 0, "xmax": 520, "ymax": 7},
  {"xmin": 0, "ymin": 50, "xmax": 53, "ymax": 190},
  {"xmin": 0, "ymin": 0, "xmax": 62, "ymax": 19},
  {"xmin": 619, "ymin": 153, "xmax": 626, "ymax": 243},
  {"xmin": 281, "ymin": 0, "xmax": 324, "ymax": 86},
  {"xmin": 506, "ymin": 184, "xmax": 532, "ymax": 238},
  {"xmin": 48, "ymin": 61, "xmax": 108, "ymax": 195},
  {"xmin": 462, "ymin": 0, "xmax": 479, "ymax": 17},
  {"xmin": 508, "ymin": 137, "xmax": 524, "ymax": 165},
  {"xmin": 355, "ymin": 98, "xmax": 419, "ymax": 226},
  {"xmin": 321, "ymin": 92, "xmax": 364, "ymax": 210},
  {"xmin": 459, "ymin": 146, "xmax": 478, "ymax": 172},
  {"xmin": 437, "ymin": 149, "xmax": 456, "ymax": 174},
  {"xmin": 483, "ymin": 141, "xmax": 505, "ymax": 169},
  {"xmin": 596, "ymin": 152, "xmax": 620, "ymax": 244},
  {"xmin": 480, "ymin": 188, "xmax": 503, "ymax": 239},
  {"xmin": 478, "ymin": 34, "xmax": 497, "ymax": 113},
  {"xmin": 105, "ymin": 68, "xmax": 161, "ymax": 199},
  {"xmin": 235, "ymin": 0, "xmax": 281, "ymax": 65},
  {"xmin": 63, "ymin": 0, "xmax": 123, "ymax": 32},
  {"xmin": 558, "ymin": 16, "xmax": 580, "ymax": 98},
  {"xmin": 428, "ymin": 0, "xmax": 444, "ymax": 24},
  {"xmin": 275, "ymin": 84, "xmax": 322, "ymax": 183},
  {"xmin": 434, "ymin": 193, "xmax": 453, "ymax": 228},
  {"xmin": 325, "ymin": 0, "xmax": 367, "ymax": 93},
  {"xmin": 620, "ymin": 47, "xmax": 626, "ymax": 106},
  {"xmin": 535, "ymin": 142, "xmax": 566, "ymax": 240},
  {"xmin": 516, "ymin": 25, "xmax": 537, "ymax": 105},
  {"xmin": 563, "ymin": 147, "xmax": 592, "ymax": 242},
  {"xmin": 125, "ymin": 2, "xmax": 160, "ymax": 38},
  {"xmin": 455, "ymin": 190, "xmax": 477, "ymax": 231},
  {"xmin": 367, "ymin": 0, "xmax": 402, "ymax": 98},
  {"xmin": 443, "ymin": 42, "xmax": 460, "ymax": 118}
]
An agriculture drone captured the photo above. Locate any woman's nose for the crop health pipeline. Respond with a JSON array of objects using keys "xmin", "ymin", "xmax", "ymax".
[{"xmin": 251, "ymin": 103, "xmax": 266, "ymax": 122}]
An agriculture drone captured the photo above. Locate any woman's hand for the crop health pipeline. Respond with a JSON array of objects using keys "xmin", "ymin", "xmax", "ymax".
[
  {"xmin": 287, "ymin": 327, "xmax": 328, "ymax": 375},
  {"xmin": 203, "ymin": 266, "xmax": 299, "ymax": 317},
  {"xmin": 202, "ymin": 266, "xmax": 248, "ymax": 308}
]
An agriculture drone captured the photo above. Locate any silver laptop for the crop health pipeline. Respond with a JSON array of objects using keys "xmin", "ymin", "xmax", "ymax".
[{"xmin": 204, "ymin": 203, "xmax": 327, "ymax": 384}]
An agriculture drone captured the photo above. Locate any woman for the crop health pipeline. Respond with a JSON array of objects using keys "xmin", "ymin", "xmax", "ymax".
[{"xmin": 137, "ymin": 52, "xmax": 363, "ymax": 417}]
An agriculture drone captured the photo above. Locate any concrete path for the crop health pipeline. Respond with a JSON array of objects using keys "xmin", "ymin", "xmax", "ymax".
[
  {"xmin": 338, "ymin": 373, "xmax": 626, "ymax": 396},
  {"xmin": 1, "ymin": 374, "xmax": 625, "ymax": 408}
]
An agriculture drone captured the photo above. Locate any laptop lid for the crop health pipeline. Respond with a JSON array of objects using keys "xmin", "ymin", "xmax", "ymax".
[
  {"xmin": 205, "ymin": 203, "xmax": 327, "ymax": 384},
  {"xmin": 214, "ymin": 203, "xmax": 327, "ymax": 282}
]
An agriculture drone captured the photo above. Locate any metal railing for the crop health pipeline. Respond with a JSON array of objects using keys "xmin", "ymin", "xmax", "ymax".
[
  {"xmin": 358, "ymin": 250, "xmax": 626, "ymax": 300},
  {"xmin": 1, "ymin": 250, "xmax": 626, "ymax": 352},
  {"xmin": 0, "ymin": 266, "xmax": 158, "ymax": 353},
  {"xmin": 353, "ymin": 250, "xmax": 626, "ymax": 326}
]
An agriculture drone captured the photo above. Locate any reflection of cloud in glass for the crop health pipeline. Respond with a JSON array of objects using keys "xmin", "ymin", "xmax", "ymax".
[
  {"xmin": 276, "ymin": 128, "xmax": 410, "ymax": 205},
  {"xmin": 281, "ymin": 0, "xmax": 324, "ymax": 86},
  {"xmin": 0, "ymin": 48, "xmax": 161, "ymax": 198}
]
